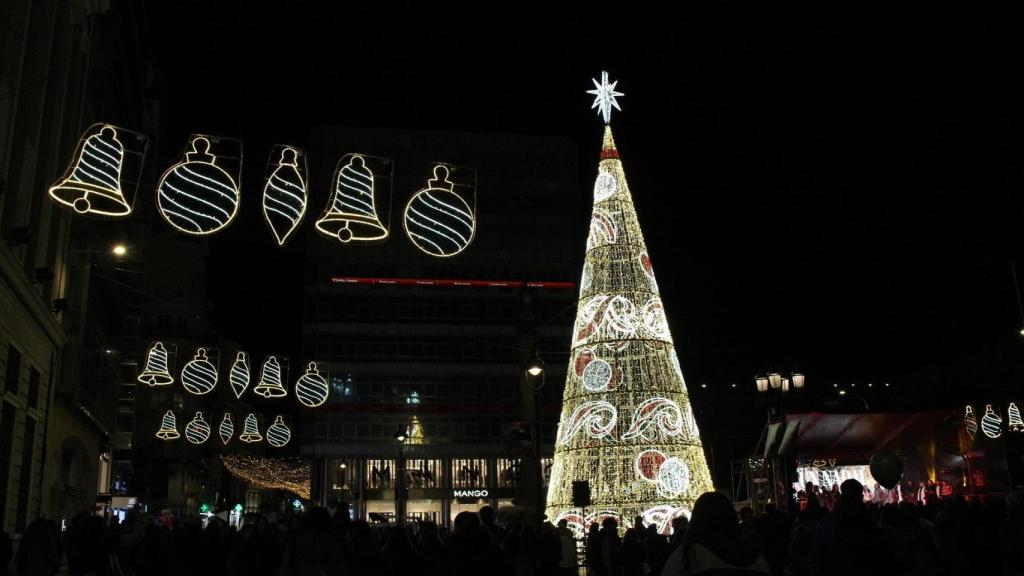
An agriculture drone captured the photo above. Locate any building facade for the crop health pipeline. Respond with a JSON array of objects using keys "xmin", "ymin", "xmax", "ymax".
[
  {"xmin": 0, "ymin": 0, "xmax": 160, "ymax": 532},
  {"xmin": 301, "ymin": 127, "xmax": 585, "ymax": 525}
]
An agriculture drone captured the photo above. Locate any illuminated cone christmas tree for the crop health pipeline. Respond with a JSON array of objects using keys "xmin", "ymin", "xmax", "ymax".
[{"xmin": 545, "ymin": 73, "xmax": 713, "ymax": 535}]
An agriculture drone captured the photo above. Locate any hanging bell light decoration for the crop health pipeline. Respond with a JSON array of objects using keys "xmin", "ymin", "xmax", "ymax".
[
  {"xmin": 137, "ymin": 342, "xmax": 174, "ymax": 386},
  {"xmin": 295, "ymin": 362, "xmax": 329, "ymax": 408},
  {"xmin": 981, "ymin": 404, "xmax": 1003, "ymax": 439},
  {"xmin": 315, "ymin": 154, "xmax": 389, "ymax": 243},
  {"xmin": 229, "ymin": 351, "xmax": 251, "ymax": 399},
  {"xmin": 262, "ymin": 146, "xmax": 308, "ymax": 246},
  {"xmin": 239, "ymin": 413, "xmax": 262, "ymax": 443},
  {"xmin": 253, "ymin": 356, "xmax": 287, "ymax": 398},
  {"xmin": 1008, "ymin": 402, "xmax": 1023, "ymax": 433},
  {"xmin": 403, "ymin": 164, "xmax": 475, "ymax": 257},
  {"xmin": 155, "ymin": 410, "xmax": 180, "ymax": 440},
  {"xmin": 157, "ymin": 136, "xmax": 240, "ymax": 235},
  {"xmin": 219, "ymin": 413, "xmax": 235, "ymax": 445},
  {"xmin": 266, "ymin": 416, "xmax": 292, "ymax": 448},
  {"xmin": 181, "ymin": 348, "xmax": 218, "ymax": 395},
  {"xmin": 184, "ymin": 412, "xmax": 211, "ymax": 445},
  {"xmin": 48, "ymin": 124, "xmax": 139, "ymax": 217}
]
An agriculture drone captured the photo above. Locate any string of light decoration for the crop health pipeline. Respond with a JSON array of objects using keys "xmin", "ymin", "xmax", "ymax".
[
  {"xmin": 402, "ymin": 164, "xmax": 476, "ymax": 258},
  {"xmin": 315, "ymin": 153, "xmax": 391, "ymax": 244},
  {"xmin": 221, "ymin": 455, "xmax": 311, "ymax": 499}
]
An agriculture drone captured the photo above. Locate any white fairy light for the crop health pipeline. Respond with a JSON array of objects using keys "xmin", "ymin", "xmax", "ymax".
[
  {"xmin": 641, "ymin": 505, "xmax": 690, "ymax": 536},
  {"xmin": 239, "ymin": 413, "xmax": 263, "ymax": 443},
  {"xmin": 964, "ymin": 405, "xmax": 978, "ymax": 439},
  {"xmin": 219, "ymin": 413, "xmax": 235, "ymax": 445},
  {"xmin": 1009, "ymin": 402, "xmax": 1023, "ymax": 433},
  {"xmin": 586, "ymin": 208, "xmax": 619, "ymax": 250},
  {"xmin": 253, "ymin": 356, "xmax": 287, "ymax": 398},
  {"xmin": 316, "ymin": 154, "xmax": 389, "ymax": 243},
  {"xmin": 593, "ymin": 169, "xmax": 617, "ymax": 202},
  {"xmin": 155, "ymin": 410, "xmax": 180, "ymax": 440},
  {"xmin": 581, "ymin": 357, "xmax": 613, "ymax": 392}
]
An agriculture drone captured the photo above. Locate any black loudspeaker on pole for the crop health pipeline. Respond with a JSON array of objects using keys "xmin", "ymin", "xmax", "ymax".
[{"xmin": 572, "ymin": 480, "xmax": 591, "ymax": 507}]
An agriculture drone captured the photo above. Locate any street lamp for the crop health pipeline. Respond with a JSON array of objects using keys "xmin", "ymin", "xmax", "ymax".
[
  {"xmin": 111, "ymin": 243, "xmax": 128, "ymax": 257},
  {"xmin": 525, "ymin": 351, "xmax": 546, "ymax": 521},
  {"xmin": 755, "ymin": 375, "xmax": 769, "ymax": 393},
  {"xmin": 393, "ymin": 426, "xmax": 407, "ymax": 525}
]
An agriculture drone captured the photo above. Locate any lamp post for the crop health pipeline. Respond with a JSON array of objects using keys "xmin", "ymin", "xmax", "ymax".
[
  {"xmin": 754, "ymin": 370, "xmax": 806, "ymax": 510},
  {"xmin": 525, "ymin": 351, "xmax": 545, "ymax": 520},
  {"xmin": 393, "ymin": 426, "xmax": 408, "ymax": 525}
]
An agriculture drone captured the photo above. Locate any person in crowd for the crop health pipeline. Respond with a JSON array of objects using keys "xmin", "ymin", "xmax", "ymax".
[
  {"xmin": 644, "ymin": 524, "xmax": 670, "ymax": 576},
  {"xmin": 809, "ymin": 479, "xmax": 892, "ymax": 576},
  {"xmin": 662, "ymin": 491, "xmax": 769, "ymax": 575},
  {"xmin": 585, "ymin": 522, "xmax": 602, "ymax": 576},
  {"xmin": 620, "ymin": 528, "xmax": 644, "ymax": 576},
  {"xmin": 556, "ymin": 519, "xmax": 579, "ymax": 576},
  {"xmin": 415, "ymin": 521, "xmax": 445, "ymax": 576},
  {"xmin": 14, "ymin": 518, "xmax": 60, "ymax": 576},
  {"xmin": 597, "ymin": 517, "xmax": 622, "ymax": 576},
  {"xmin": 669, "ymin": 516, "xmax": 689, "ymax": 548},
  {"xmin": 441, "ymin": 511, "xmax": 494, "ymax": 575},
  {"xmin": 279, "ymin": 506, "xmax": 346, "ymax": 576}
]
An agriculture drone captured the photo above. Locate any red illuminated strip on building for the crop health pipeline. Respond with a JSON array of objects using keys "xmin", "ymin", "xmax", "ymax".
[{"xmin": 329, "ymin": 276, "xmax": 576, "ymax": 290}]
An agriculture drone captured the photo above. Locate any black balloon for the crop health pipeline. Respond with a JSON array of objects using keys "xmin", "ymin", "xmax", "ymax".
[{"xmin": 869, "ymin": 451, "xmax": 904, "ymax": 489}]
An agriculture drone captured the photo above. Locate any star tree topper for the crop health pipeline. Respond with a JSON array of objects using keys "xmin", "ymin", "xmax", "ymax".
[{"xmin": 587, "ymin": 71, "xmax": 624, "ymax": 124}]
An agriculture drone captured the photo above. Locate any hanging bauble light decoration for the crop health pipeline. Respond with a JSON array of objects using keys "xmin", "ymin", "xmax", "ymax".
[
  {"xmin": 239, "ymin": 413, "xmax": 262, "ymax": 443},
  {"xmin": 262, "ymin": 146, "xmax": 308, "ymax": 246},
  {"xmin": 253, "ymin": 356, "xmax": 287, "ymax": 398},
  {"xmin": 981, "ymin": 404, "xmax": 1003, "ymax": 439},
  {"xmin": 137, "ymin": 342, "xmax": 174, "ymax": 386},
  {"xmin": 295, "ymin": 362, "xmax": 329, "ymax": 408},
  {"xmin": 403, "ymin": 164, "xmax": 475, "ymax": 257},
  {"xmin": 157, "ymin": 136, "xmax": 240, "ymax": 235},
  {"xmin": 184, "ymin": 412, "xmax": 211, "ymax": 445},
  {"xmin": 155, "ymin": 410, "xmax": 180, "ymax": 440},
  {"xmin": 229, "ymin": 352, "xmax": 250, "ymax": 399},
  {"xmin": 181, "ymin": 348, "xmax": 218, "ymax": 395},
  {"xmin": 219, "ymin": 413, "xmax": 235, "ymax": 445},
  {"xmin": 266, "ymin": 416, "xmax": 292, "ymax": 448}
]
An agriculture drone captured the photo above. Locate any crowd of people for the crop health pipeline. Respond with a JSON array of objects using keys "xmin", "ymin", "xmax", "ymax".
[{"xmin": 1, "ymin": 481, "xmax": 1021, "ymax": 576}]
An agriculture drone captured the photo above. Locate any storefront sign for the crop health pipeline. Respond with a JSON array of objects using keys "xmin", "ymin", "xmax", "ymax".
[{"xmin": 452, "ymin": 489, "xmax": 489, "ymax": 498}]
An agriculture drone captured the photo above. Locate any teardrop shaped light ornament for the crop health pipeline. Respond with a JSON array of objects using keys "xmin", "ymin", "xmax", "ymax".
[
  {"xmin": 295, "ymin": 362, "xmax": 329, "ymax": 407},
  {"xmin": 181, "ymin": 348, "xmax": 218, "ymax": 395},
  {"xmin": 229, "ymin": 352, "xmax": 251, "ymax": 399},
  {"xmin": 219, "ymin": 413, "xmax": 235, "ymax": 445},
  {"xmin": 262, "ymin": 146, "xmax": 308, "ymax": 246}
]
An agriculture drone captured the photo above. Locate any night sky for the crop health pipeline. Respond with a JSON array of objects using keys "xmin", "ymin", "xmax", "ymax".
[{"xmin": 145, "ymin": 2, "xmax": 1024, "ymax": 405}]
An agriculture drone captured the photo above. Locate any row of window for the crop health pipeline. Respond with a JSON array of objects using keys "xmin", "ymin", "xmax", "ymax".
[
  {"xmin": 328, "ymin": 457, "xmax": 554, "ymax": 491},
  {"xmin": 313, "ymin": 419, "xmax": 558, "ymax": 444},
  {"xmin": 313, "ymin": 299, "xmax": 571, "ymax": 323},
  {"xmin": 1, "ymin": 345, "xmax": 45, "ymax": 533},
  {"xmin": 3, "ymin": 346, "xmax": 42, "ymax": 408}
]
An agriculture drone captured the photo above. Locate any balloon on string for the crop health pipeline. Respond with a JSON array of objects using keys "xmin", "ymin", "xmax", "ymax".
[{"xmin": 868, "ymin": 451, "xmax": 904, "ymax": 490}]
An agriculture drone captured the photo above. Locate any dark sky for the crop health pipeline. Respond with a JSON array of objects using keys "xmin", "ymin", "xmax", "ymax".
[{"xmin": 145, "ymin": 2, "xmax": 1024, "ymax": 405}]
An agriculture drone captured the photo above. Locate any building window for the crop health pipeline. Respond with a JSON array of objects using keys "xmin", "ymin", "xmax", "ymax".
[
  {"xmin": 365, "ymin": 459, "xmax": 394, "ymax": 489},
  {"xmin": 496, "ymin": 458, "xmax": 521, "ymax": 487},
  {"xmin": 27, "ymin": 367, "xmax": 39, "ymax": 409},
  {"xmin": 0, "ymin": 403, "xmax": 14, "ymax": 528},
  {"xmin": 15, "ymin": 417, "xmax": 35, "ymax": 532},
  {"xmin": 404, "ymin": 459, "xmax": 442, "ymax": 488},
  {"xmin": 4, "ymin": 346, "xmax": 20, "ymax": 395},
  {"xmin": 451, "ymin": 458, "xmax": 488, "ymax": 489}
]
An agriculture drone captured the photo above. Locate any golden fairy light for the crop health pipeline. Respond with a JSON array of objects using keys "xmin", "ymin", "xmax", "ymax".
[{"xmin": 221, "ymin": 455, "xmax": 311, "ymax": 499}]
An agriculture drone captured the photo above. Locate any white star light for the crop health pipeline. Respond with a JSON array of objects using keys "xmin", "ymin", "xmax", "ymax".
[{"xmin": 587, "ymin": 71, "xmax": 624, "ymax": 124}]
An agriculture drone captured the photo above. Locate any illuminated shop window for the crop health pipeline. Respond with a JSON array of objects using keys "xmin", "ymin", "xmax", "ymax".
[{"xmin": 451, "ymin": 458, "xmax": 488, "ymax": 489}]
